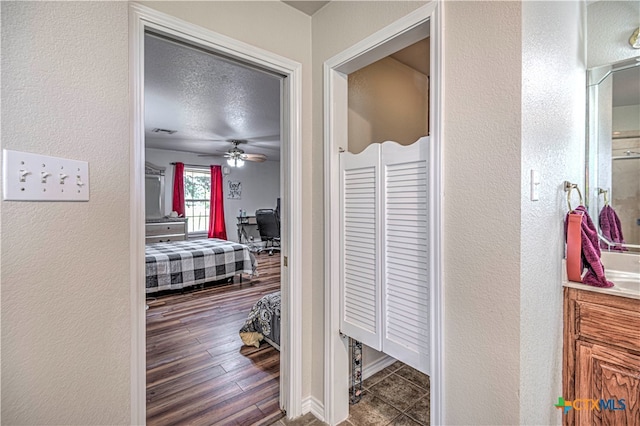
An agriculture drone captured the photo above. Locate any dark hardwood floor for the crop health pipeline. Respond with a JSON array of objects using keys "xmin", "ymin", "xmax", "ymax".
[{"xmin": 146, "ymin": 252, "xmax": 284, "ymax": 425}]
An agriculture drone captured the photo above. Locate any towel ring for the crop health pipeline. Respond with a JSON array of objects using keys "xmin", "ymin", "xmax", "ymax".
[
  {"xmin": 565, "ymin": 182, "xmax": 583, "ymax": 211},
  {"xmin": 598, "ymin": 188, "xmax": 609, "ymax": 206}
]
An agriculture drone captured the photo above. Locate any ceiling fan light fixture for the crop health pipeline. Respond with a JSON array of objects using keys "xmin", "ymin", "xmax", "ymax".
[{"xmin": 227, "ymin": 157, "xmax": 244, "ymax": 167}]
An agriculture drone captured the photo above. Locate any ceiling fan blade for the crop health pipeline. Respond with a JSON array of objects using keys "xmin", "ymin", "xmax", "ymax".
[
  {"xmin": 196, "ymin": 153, "xmax": 225, "ymax": 158},
  {"xmin": 241, "ymin": 153, "xmax": 267, "ymax": 162}
]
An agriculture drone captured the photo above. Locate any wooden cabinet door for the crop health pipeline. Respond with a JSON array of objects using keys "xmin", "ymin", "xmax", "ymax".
[{"xmin": 576, "ymin": 342, "xmax": 640, "ymax": 425}]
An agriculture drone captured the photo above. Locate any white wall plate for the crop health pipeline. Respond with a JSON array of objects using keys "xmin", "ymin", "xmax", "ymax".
[{"xmin": 3, "ymin": 149, "xmax": 89, "ymax": 201}]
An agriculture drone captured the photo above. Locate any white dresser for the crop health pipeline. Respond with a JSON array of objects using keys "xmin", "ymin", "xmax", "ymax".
[{"xmin": 145, "ymin": 218, "xmax": 188, "ymax": 243}]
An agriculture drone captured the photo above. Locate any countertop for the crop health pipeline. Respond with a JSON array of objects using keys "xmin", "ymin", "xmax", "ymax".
[{"xmin": 562, "ymin": 252, "xmax": 640, "ymax": 300}]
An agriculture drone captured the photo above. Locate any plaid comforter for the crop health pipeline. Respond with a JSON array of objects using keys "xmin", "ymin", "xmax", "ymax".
[{"xmin": 145, "ymin": 239, "xmax": 256, "ymax": 293}]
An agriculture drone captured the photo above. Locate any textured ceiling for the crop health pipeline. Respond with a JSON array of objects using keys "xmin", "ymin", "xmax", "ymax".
[
  {"xmin": 144, "ymin": 34, "xmax": 282, "ymax": 160},
  {"xmin": 143, "ymin": 25, "xmax": 430, "ymax": 161}
]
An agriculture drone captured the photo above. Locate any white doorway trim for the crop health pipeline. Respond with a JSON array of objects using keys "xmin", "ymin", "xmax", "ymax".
[
  {"xmin": 323, "ymin": 3, "xmax": 443, "ymax": 425},
  {"xmin": 129, "ymin": 4, "xmax": 303, "ymax": 424}
]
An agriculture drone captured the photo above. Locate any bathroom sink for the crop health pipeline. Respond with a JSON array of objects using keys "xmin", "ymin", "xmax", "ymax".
[
  {"xmin": 600, "ymin": 251, "xmax": 640, "ymax": 274},
  {"xmin": 600, "ymin": 252, "xmax": 640, "ymax": 297},
  {"xmin": 606, "ymin": 270, "xmax": 640, "ymax": 295},
  {"xmin": 563, "ymin": 252, "xmax": 640, "ymax": 299}
]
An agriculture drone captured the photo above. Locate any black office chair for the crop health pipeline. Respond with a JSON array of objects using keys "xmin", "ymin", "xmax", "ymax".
[{"xmin": 255, "ymin": 209, "xmax": 281, "ymax": 256}]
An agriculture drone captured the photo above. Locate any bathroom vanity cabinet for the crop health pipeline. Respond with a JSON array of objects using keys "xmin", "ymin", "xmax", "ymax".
[{"xmin": 563, "ymin": 287, "xmax": 640, "ymax": 425}]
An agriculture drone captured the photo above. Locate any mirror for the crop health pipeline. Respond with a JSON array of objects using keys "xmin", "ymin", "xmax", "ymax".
[
  {"xmin": 145, "ymin": 162, "xmax": 165, "ymax": 219},
  {"xmin": 586, "ymin": 1, "xmax": 640, "ymax": 252},
  {"xmin": 587, "ymin": 58, "xmax": 640, "ymax": 252}
]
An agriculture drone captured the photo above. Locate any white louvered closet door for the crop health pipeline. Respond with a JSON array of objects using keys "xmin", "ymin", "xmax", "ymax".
[
  {"xmin": 382, "ymin": 137, "xmax": 430, "ymax": 373},
  {"xmin": 339, "ymin": 145, "xmax": 382, "ymax": 350}
]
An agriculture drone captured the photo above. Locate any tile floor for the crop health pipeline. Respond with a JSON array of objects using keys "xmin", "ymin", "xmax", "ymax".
[{"xmin": 270, "ymin": 361, "xmax": 430, "ymax": 426}]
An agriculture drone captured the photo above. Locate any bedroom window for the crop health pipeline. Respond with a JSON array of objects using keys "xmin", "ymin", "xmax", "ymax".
[{"xmin": 184, "ymin": 168, "xmax": 211, "ymax": 234}]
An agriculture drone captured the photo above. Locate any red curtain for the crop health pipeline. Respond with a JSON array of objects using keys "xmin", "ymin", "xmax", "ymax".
[
  {"xmin": 172, "ymin": 162, "xmax": 185, "ymax": 217},
  {"xmin": 208, "ymin": 165, "xmax": 227, "ymax": 239}
]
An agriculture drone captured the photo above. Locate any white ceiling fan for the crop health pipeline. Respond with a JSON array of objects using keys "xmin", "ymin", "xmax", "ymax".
[{"xmin": 198, "ymin": 140, "xmax": 267, "ymax": 167}]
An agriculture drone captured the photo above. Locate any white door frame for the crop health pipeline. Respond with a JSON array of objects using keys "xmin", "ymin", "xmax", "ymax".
[
  {"xmin": 323, "ymin": 3, "xmax": 443, "ymax": 425},
  {"xmin": 129, "ymin": 4, "xmax": 303, "ymax": 424}
]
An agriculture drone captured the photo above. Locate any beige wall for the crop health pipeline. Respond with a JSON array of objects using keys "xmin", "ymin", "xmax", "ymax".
[
  {"xmin": 313, "ymin": 3, "xmax": 524, "ymax": 423},
  {"xmin": 314, "ymin": 1, "xmax": 581, "ymax": 424},
  {"xmin": 1, "ymin": 2, "xmax": 130, "ymax": 424},
  {"xmin": 443, "ymin": 2, "xmax": 522, "ymax": 424},
  {"xmin": 1, "ymin": 1, "xmax": 589, "ymax": 424},
  {"xmin": 1, "ymin": 1, "xmax": 313, "ymax": 423},
  {"xmin": 348, "ymin": 57, "xmax": 429, "ymax": 153},
  {"xmin": 521, "ymin": 1, "xmax": 586, "ymax": 423}
]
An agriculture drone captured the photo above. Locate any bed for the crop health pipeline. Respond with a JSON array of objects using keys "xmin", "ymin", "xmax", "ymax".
[
  {"xmin": 239, "ymin": 291, "xmax": 281, "ymax": 350},
  {"xmin": 145, "ymin": 239, "xmax": 256, "ymax": 294}
]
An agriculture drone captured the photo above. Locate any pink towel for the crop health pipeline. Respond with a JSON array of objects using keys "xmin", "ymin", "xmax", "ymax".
[
  {"xmin": 565, "ymin": 206, "xmax": 614, "ymax": 288},
  {"xmin": 599, "ymin": 205, "xmax": 627, "ymax": 251}
]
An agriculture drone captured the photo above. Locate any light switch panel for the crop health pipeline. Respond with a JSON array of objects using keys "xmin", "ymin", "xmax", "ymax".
[
  {"xmin": 530, "ymin": 169, "xmax": 540, "ymax": 201},
  {"xmin": 3, "ymin": 149, "xmax": 89, "ymax": 201}
]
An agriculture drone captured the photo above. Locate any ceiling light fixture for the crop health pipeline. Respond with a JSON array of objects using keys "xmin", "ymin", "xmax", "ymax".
[
  {"xmin": 630, "ymin": 27, "xmax": 640, "ymax": 49},
  {"xmin": 227, "ymin": 156, "xmax": 244, "ymax": 168},
  {"xmin": 196, "ymin": 140, "xmax": 267, "ymax": 165}
]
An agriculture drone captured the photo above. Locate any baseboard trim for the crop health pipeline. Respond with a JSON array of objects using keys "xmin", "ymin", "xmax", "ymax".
[
  {"xmin": 302, "ymin": 395, "xmax": 325, "ymax": 422},
  {"xmin": 362, "ymin": 354, "xmax": 396, "ymax": 381}
]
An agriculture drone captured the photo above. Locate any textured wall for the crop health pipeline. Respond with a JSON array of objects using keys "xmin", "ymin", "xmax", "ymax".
[
  {"xmin": 521, "ymin": 1, "xmax": 586, "ymax": 424},
  {"xmin": 1, "ymin": 1, "xmax": 312, "ymax": 423},
  {"xmin": 1, "ymin": 2, "xmax": 130, "ymax": 424},
  {"xmin": 145, "ymin": 148, "xmax": 281, "ymax": 241},
  {"xmin": 587, "ymin": 0, "xmax": 640, "ymax": 68},
  {"xmin": 0, "ymin": 1, "xmax": 590, "ymax": 423},
  {"xmin": 443, "ymin": 2, "xmax": 522, "ymax": 424}
]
